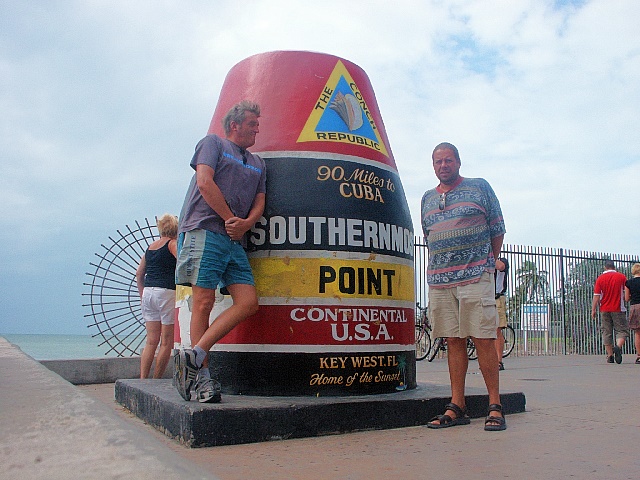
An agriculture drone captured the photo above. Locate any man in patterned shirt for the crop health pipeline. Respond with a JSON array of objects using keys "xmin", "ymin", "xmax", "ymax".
[{"xmin": 421, "ymin": 142, "xmax": 507, "ymax": 431}]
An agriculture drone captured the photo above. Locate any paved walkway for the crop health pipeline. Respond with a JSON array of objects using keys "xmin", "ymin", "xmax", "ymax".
[
  {"xmin": 0, "ymin": 338, "xmax": 214, "ymax": 479},
  {"xmin": 2, "ymin": 336, "xmax": 639, "ymax": 479},
  {"xmin": 86, "ymin": 352, "xmax": 640, "ymax": 479}
]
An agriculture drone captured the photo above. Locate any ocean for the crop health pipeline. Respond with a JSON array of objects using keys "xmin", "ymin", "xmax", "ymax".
[{"xmin": 2, "ymin": 334, "xmax": 139, "ymax": 360}]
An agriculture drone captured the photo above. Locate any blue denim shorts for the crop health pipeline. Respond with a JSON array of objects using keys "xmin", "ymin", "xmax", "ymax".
[{"xmin": 175, "ymin": 229, "xmax": 255, "ymax": 290}]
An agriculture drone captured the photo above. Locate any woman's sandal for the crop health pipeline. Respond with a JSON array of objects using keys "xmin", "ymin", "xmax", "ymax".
[
  {"xmin": 427, "ymin": 402, "xmax": 471, "ymax": 429},
  {"xmin": 484, "ymin": 404, "xmax": 507, "ymax": 431},
  {"xmin": 635, "ymin": 356, "xmax": 640, "ymax": 364}
]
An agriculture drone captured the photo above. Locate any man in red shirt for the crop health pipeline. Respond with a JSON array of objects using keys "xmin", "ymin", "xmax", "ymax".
[{"xmin": 592, "ymin": 260, "xmax": 629, "ymax": 364}]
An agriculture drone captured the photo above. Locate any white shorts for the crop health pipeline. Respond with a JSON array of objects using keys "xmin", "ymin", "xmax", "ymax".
[{"xmin": 141, "ymin": 287, "xmax": 176, "ymax": 325}]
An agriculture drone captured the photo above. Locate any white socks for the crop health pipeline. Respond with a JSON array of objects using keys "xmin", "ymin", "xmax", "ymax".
[{"xmin": 194, "ymin": 345, "xmax": 207, "ymax": 367}]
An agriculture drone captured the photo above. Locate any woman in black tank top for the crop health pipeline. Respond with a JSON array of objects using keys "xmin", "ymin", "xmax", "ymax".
[
  {"xmin": 625, "ymin": 263, "xmax": 640, "ymax": 364},
  {"xmin": 136, "ymin": 214, "xmax": 178, "ymax": 378}
]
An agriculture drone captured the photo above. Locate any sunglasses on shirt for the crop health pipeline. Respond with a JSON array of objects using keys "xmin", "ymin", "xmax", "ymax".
[{"xmin": 439, "ymin": 192, "xmax": 447, "ymax": 210}]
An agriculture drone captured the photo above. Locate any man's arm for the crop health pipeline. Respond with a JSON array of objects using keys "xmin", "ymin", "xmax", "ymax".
[
  {"xmin": 591, "ymin": 294, "xmax": 600, "ymax": 318},
  {"xmin": 491, "ymin": 234, "xmax": 504, "ymax": 265},
  {"xmin": 135, "ymin": 256, "xmax": 146, "ymax": 299},
  {"xmin": 225, "ymin": 192, "xmax": 265, "ymax": 241},
  {"xmin": 195, "ymin": 163, "xmax": 234, "ymax": 221}
]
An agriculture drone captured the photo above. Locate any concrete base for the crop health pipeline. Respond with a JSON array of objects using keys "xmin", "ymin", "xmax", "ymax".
[
  {"xmin": 115, "ymin": 379, "xmax": 525, "ymax": 447},
  {"xmin": 41, "ymin": 357, "xmax": 172, "ymax": 384}
]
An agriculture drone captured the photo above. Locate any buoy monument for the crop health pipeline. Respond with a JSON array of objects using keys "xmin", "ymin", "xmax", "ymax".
[{"xmin": 177, "ymin": 51, "xmax": 415, "ymax": 395}]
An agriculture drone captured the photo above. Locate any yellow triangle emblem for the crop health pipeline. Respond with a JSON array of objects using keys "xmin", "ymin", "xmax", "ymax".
[{"xmin": 297, "ymin": 60, "xmax": 389, "ymax": 157}]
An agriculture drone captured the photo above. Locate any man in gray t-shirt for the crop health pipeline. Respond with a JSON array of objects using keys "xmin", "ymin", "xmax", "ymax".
[
  {"xmin": 174, "ymin": 100, "xmax": 266, "ymax": 404},
  {"xmin": 178, "ymin": 132, "xmax": 266, "ymax": 247}
]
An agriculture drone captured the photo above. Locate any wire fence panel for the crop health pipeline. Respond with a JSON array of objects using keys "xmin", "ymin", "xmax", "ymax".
[
  {"xmin": 414, "ymin": 239, "xmax": 639, "ymax": 356},
  {"xmin": 83, "ymin": 218, "xmax": 159, "ymax": 357}
]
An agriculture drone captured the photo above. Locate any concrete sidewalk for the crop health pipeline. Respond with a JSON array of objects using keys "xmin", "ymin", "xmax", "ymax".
[
  {"xmin": 0, "ymin": 338, "xmax": 215, "ymax": 479},
  {"xmin": 80, "ymin": 353, "xmax": 640, "ymax": 479},
  {"xmin": 2, "ymin": 335, "xmax": 639, "ymax": 479}
]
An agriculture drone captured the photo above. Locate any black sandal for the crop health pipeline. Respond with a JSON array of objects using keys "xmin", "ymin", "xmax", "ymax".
[
  {"xmin": 484, "ymin": 404, "xmax": 507, "ymax": 431},
  {"xmin": 427, "ymin": 402, "xmax": 471, "ymax": 429}
]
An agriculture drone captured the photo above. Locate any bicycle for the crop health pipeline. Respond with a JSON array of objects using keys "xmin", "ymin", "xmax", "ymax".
[
  {"xmin": 416, "ymin": 304, "xmax": 515, "ymax": 362},
  {"xmin": 501, "ymin": 324, "xmax": 516, "ymax": 358},
  {"xmin": 427, "ymin": 336, "xmax": 477, "ymax": 362},
  {"xmin": 467, "ymin": 325, "xmax": 516, "ymax": 360},
  {"xmin": 414, "ymin": 303, "xmax": 432, "ymax": 361}
]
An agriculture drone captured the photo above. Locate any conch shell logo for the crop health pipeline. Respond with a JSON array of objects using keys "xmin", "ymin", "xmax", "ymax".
[
  {"xmin": 296, "ymin": 60, "xmax": 390, "ymax": 157},
  {"xmin": 329, "ymin": 92, "xmax": 364, "ymax": 131}
]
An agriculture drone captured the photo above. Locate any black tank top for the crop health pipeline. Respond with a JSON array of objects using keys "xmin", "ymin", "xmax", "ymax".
[
  {"xmin": 627, "ymin": 277, "xmax": 640, "ymax": 305},
  {"xmin": 144, "ymin": 240, "xmax": 176, "ymax": 290}
]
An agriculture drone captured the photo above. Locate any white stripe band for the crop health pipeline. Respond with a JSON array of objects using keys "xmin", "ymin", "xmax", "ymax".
[
  {"xmin": 210, "ymin": 344, "xmax": 414, "ymax": 353},
  {"xmin": 257, "ymin": 297, "xmax": 414, "ymax": 308},
  {"xmin": 252, "ymin": 150, "xmax": 399, "ymax": 174}
]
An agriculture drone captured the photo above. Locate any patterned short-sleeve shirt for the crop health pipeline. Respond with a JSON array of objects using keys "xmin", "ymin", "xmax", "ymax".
[{"xmin": 421, "ymin": 177, "xmax": 505, "ymax": 288}]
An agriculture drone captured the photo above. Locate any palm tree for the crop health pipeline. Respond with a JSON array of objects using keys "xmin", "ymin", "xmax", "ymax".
[
  {"xmin": 508, "ymin": 260, "xmax": 552, "ymax": 332},
  {"xmin": 515, "ymin": 260, "xmax": 552, "ymax": 303},
  {"xmin": 395, "ymin": 354, "xmax": 407, "ymax": 391}
]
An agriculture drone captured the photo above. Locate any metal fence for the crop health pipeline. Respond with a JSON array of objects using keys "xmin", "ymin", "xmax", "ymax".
[{"xmin": 414, "ymin": 239, "xmax": 639, "ymax": 356}]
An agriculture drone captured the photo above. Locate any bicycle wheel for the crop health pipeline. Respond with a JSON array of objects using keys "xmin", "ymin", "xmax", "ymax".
[
  {"xmin": 415, "ymin": 326, "xmax": 431, "ymax": 361},
  {"xmin": 427, "ymin": 337, "xmax": 442, "ymax": 362},
  {"xmin": 502, "ymin": 325, "xmax": 516, "ymax": 358},
  {"xmin": 467, "ymin": 338, "xmax": 477, "ymax": 360}
]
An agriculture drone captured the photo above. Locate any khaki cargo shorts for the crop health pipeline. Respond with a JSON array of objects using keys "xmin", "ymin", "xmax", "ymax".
[{"xmin": 428, "ymin": 272, "xmax": 498, "ymax": 339}]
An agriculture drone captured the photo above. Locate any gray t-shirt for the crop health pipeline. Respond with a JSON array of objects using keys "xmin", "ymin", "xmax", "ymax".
[{"xmin": 178, "ymin": 134, "xmax": 267, "ymax": 245}]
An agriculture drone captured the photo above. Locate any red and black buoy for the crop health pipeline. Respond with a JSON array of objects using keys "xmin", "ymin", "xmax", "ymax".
[{"xmin": 183, "ymin": 51, "xmax": 415, "ymax": 396}]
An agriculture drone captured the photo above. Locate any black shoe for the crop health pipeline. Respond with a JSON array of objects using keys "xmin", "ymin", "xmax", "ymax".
[
  {"xmin": 613, "ymin": 346, "xmax": 622, "ymax": 364},
  {"xmin": 607, "ymin": 355, "xmax": 614, "ymax": 363},
  {"xmin": 484, "ymin": 404, "xmax": 507, "ymax": 431},
  {"xmin": 498, "ymin": 361, "xmax": 505, "ymax": 371},
  {"xmin": 427, "ymin": 402, "xmax": 471, "ymax": 429}
]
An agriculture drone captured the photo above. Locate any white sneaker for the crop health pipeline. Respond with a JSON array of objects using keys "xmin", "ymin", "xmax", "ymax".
[
  {"xmin": 195, "ymin": 375, "xmax": 221, "ymax": 403},
  {"xmin": 174, "ymin": 348, "xmax": 199, "ymax": 401}
]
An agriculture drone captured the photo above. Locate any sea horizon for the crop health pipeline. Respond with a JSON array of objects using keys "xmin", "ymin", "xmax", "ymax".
[{"xmin": 2, "ymin": 333, "xmax": 140, "ymax": 360}]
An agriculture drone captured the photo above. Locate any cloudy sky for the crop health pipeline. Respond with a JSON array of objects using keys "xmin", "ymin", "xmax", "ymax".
[{"xmin": 1, "ymin": 0, "xmax": 639, "ymax": 335}]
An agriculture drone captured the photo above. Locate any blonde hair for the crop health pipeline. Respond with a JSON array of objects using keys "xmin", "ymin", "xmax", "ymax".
[
  {"xmin": 157, "ymin": 214, "xmax": 178, "ymax": 238},
  {"xmin": 632, "ymin": 263, "xmax": 640, "ymax": 276}
]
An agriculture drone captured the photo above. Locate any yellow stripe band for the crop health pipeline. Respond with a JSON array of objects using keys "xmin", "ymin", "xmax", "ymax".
[{"xmin": 249, "ymin": 256, "xmax": 414, "ymax": 301}]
